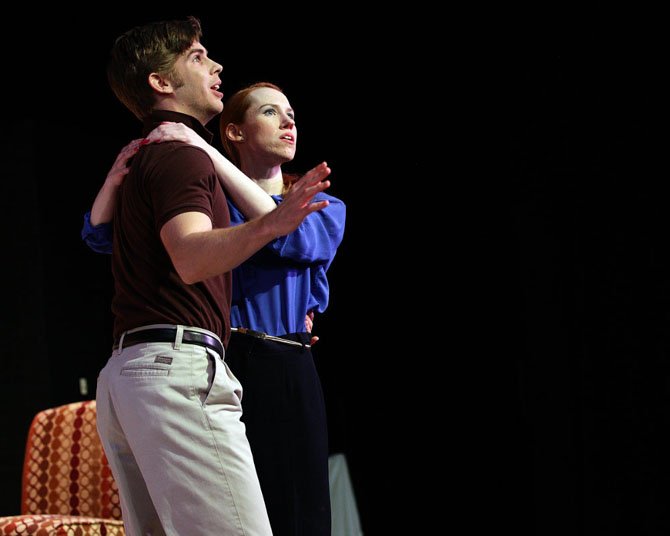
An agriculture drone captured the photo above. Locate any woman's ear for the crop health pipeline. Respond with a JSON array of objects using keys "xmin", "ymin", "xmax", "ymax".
[{"xmin": 225, "ymin": 123, "xmax": 245, "ymax": 142}]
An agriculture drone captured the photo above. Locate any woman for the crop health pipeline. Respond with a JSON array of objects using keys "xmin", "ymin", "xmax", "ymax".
[{"xmin": 82, "ymin": 82, "xmax": 346, "ymax": 536}]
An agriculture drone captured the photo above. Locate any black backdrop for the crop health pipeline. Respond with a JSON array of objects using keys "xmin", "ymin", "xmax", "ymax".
[{"xmin": 1, "ymin": 9, "xmax": 666, "ymax": 535}]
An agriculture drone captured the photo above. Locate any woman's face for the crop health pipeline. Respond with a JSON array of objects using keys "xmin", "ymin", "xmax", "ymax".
[{"xmin": 237, "ymin": 87, "xmax": 297, "ymax": 165}]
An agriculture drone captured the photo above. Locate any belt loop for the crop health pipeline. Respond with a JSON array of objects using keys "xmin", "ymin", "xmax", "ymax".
[
  {"xmin": 118, "ymin": 331, "xmax": 127, "ymax": 352},
  {"xmin": 174, "ymin": 325, "xmax": 184, "ymax": 351}
]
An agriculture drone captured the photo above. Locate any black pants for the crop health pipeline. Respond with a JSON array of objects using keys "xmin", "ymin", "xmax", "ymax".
[{"xmin": 226, "ymin": 331, "xmax": 331, "ymax": 536}]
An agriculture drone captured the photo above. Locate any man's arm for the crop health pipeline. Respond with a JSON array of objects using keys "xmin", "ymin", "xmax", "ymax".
[{"xmin": 160, "ymin": 162, "xmax": 331, "ymax": 284}]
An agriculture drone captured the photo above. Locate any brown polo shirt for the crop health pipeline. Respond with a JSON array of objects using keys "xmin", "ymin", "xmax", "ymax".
[{"xmin": 111, "ymin": 110, "xmax": 231, "ymax": 346}]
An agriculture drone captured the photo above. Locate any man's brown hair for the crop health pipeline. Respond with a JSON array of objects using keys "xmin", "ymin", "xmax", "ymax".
[{"xmin": 107, "ymin": 16, "xmax": 202, "ymax": 121}]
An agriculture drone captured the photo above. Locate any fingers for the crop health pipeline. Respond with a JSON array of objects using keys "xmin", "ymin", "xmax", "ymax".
[
  {"xmin": 281, "ymin": 179, "xmax": 330, "ymax": 219},
  {"xmin": 145, "ymin": 122, "xmax": 192, "ymax": 144},
  {"xmin": 119, "ymin": 139, "xmax": 143, "ymax": 157},
  {"xmin": 306, "ymin": 310, "xmax": 319, "ymax": 345},
  {"xmin": 298, "ymin": 162, "xmax": 331, "ymax": 188},
  {"xmin": 107, "ymin": 138, "xmax": 144, "ymax": 185},
  {"xmin": 124, "ymin": 138, "xmax": 144, "ymax": 151},
  {"xmin": 305, "ymin": 312, "xmax": 314, "ymax": 331},
  {"xmin": 299, "ymin": 180, "xmax": 331, "ymax": 203},
  {"xmin": 115, "ymin": 139, "xmax": 142, "ymax": 165},
  {"xmin": 309, "ymin": 162, "xmax": 331, "ymax": 182},
  {"xmin": 308, "ymin": 179, "xmax": 330, "ymax": 195},
  {"xmin": 306, "ymin": 199, "xmax": 330, "ymax": 214},
  {"xmin": 290, "ymin": 177, "xmax": 331, "ymax": 202},
  {"xmin": 143, "ymin": 130, "xmax": 163, "ymax": 143}
]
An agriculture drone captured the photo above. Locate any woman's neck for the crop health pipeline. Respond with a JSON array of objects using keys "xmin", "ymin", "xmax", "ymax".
[{"xmin": 241, "ymin": 163, "xmax": 284, "ymax": 195}]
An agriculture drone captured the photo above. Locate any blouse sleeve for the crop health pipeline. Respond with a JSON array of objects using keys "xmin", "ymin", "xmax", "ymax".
[
  {"xmin": 267, "ymin": 192, "xmax": 346, "ymax": 268},
  {"xmin": 81, "ymin": 211, "xmax": 113, "ymax": 254}
]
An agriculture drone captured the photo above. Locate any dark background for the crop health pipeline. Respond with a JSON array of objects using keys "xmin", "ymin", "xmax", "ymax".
[{"xmin": 1, "ymin": 9, "xmax": 666, "ymax": 535}]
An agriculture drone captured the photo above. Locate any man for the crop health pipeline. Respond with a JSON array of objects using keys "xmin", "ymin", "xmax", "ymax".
[{"xmin": 95, "ymin": 16, "xmax": 331, "ymax": 536}]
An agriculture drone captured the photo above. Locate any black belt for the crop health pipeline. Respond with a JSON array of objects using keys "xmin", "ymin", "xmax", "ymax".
[
  {"xmin": 113, "ymin": 328, "xmax": 224, "ymax": 356},
  {"xmin": 231, "ymin": 327, "xmax": 311, "ymax": 348}
]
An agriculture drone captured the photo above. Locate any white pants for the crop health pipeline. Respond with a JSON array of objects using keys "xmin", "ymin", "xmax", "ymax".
[{"xmin": 96, "ymin": 325, "xmax": 272, "ymax": 536}]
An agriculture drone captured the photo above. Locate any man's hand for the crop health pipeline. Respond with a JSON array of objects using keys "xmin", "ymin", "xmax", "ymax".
[{"xmin": 265, "ymin": 162, "xmax": 331, "ymax": 237}]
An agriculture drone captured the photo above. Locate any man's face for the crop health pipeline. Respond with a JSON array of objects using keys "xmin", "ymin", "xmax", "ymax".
[{"xmin": 169, "ymin": 41, "xmax": 223, "ymax": 124}]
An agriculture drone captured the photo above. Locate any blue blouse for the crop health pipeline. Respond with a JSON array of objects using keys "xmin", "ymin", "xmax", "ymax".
[{"xmin": 81, "ymin": 192, "xmax": 346, "ymax": 336}]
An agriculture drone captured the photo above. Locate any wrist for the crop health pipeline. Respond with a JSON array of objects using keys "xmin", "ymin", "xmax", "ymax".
[{"xmin": 105, "ymin": 174, "xmax": 125, "ymax": 188}]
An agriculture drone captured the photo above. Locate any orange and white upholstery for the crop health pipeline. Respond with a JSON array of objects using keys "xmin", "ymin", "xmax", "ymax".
[{"xmin": 0, "ymin": 400, "xmax": 125, "ymax": 535}]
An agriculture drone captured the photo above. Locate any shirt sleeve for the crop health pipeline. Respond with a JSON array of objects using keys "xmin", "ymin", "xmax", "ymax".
[
  {"xmin": 267, "ymin": 192, "xmax": 346, "ymax": 268},
  {"xmin": 81, "ymin": 211, "xmax": 113, "ymax": 255}
]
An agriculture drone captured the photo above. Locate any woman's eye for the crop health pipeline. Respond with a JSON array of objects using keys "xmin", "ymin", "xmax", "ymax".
[{"xmin": 263, "ymin": 109, "xmax": 277, "ymax": 115}]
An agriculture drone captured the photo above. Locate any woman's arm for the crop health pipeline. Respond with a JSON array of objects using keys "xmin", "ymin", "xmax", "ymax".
[
  {"xmin": 144, "ymin": 123, "xmax": 276, "ymax": 219},
  {"xmin": 82, "ymin": 125, "xmax": 265, "ymax": 256},
  {"xmin": 82, "ymin": 139, "xmax": 143, "ymax": 254},
  {"xmin": 90, "ymin": 138, "xmax": 143, "ymax": 225},
  {"xmin": 266, "ymin": 193, "xmax": 346, "ymax": 266}
]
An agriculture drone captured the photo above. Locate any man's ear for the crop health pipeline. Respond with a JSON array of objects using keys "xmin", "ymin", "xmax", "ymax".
[{"xmin": 148, "ymin": 72, "xmax": 173, "ymax": 94}]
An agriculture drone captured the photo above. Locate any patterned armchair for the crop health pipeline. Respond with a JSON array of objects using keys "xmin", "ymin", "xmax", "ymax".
[{"xmin": 0, "ymin": 400, "xmax": 125, "ymax": 535}]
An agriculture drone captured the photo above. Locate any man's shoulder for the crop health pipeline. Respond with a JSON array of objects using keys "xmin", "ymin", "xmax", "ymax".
[{"xmin": 146, "ymin": 143, "xmax": 214, "ymax": 171}]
